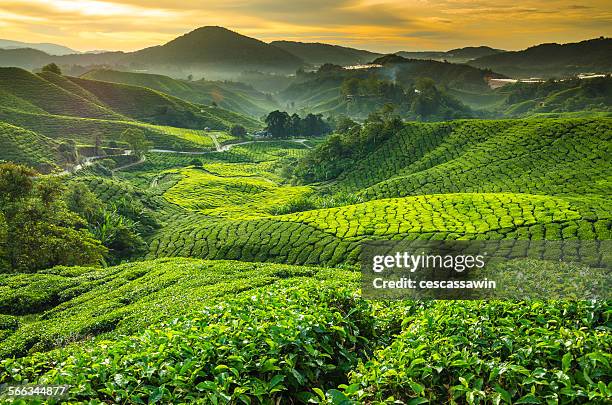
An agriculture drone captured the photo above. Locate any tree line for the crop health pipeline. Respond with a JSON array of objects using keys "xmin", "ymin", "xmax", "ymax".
[
  {"xmin": 287, "ymin": 104, "xmax": 403, "ymax": 184},
  {"xmin": 264, "ymin": 111, "xmax": 331, "ymax": 138}
]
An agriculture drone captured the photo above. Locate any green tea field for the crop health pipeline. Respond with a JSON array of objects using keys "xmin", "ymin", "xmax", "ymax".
[{"xmin": 0, "ymin": 28, "xmax": 611, "ymax": 403}]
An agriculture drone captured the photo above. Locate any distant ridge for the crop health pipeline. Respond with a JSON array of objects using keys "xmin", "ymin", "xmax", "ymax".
[
  {"xmin": 0, "ymin": 39, "xmax": 77, "ymax": 56},
  {"xmin": 469, "ymin": 37, "xmax": 612, "ymax": 78},
  {"xmin": 397, "ymin": 46, "xmax": 503, "ymax": 63},
  {"xmin": 0, "ymin": 30, "xmax": 609, "ymax": 80},
  {"xmin": 271, "ymin": 40, "xmax": 382, "ymax": 66}
]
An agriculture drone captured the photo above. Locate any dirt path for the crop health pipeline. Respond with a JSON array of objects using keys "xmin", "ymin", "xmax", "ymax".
[
  {"xmin": 150, "ymin": 138, "xmax": 312, "ymax": 155},
  {"xmin": 112, "ymin": 156, "xmax": 145, "ymax": 172},
  {"xmin": 53, "ymin": 139, "xmax": 311, "ymax": 177},
  {"xmin": 209, "ymin": 133, "xmax": 222, "ymax": 151},
  {"xmin": 52, "ymin": 151, "xmax": 138, "ymax": 176}
]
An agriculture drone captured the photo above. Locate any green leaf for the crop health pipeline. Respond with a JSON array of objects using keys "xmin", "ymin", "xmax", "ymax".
[
  {"xmin": 494, "ymin": 385, "xmax": 512, "ymax": 404},
  {"xmin": 516, "ymin": 393, "xmax": 541, "ymax": 404},
  {"xmin": 562, "ymin": 352, "xmax": 572, "ymax": 372},
  {"xmin": 269, "ymin": 374, "xmax": 285, "ymax": 388},
  {"xmin": 313, "ymin": 387, "xmax": 326, "ymax": 401},
  {"xmin": 148, "ymin": 387, "xmax": 164, "ymax": 404},
  {"xmin": 409, "ymin": 381, "xmax": 425, "ymax": 395},
  {"xmin": 407, "ymin": 398, "xmax": 429, "ymax": 405},
  {"xmin": 327, "ymin": 389, "xmax": 350, "ymax": 404}
]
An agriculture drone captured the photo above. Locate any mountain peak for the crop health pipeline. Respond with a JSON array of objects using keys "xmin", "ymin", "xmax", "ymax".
[{"xmin": 126, "ymin": 26, "xmax": 303, "ymax": 72}]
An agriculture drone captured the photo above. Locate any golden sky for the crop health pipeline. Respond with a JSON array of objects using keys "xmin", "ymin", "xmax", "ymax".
[{"xmin": 0, "ymin": 0, "xmax": 610, "ymax": 52}]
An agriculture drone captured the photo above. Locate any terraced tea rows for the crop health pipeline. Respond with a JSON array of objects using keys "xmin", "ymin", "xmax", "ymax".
[
  {"xmin": 123, "ymin": 118, "xmax": 611, "ymax": 267},
  {"xmin": 1, "ymin": 258, "xmax": 609, "ymax": 403},
  {"xmin": 0, "ymin": 108, "xmax": 236, "ymax": 151},
  {"xmin": 147, "ymin": 213, "xmax": 360, "ymax": 266},
  {"xmin": 0, "ymin": 122, "xmax": 60, "ymax": 172},
  {"xmin": 164, "ymin": 167, "xmax": 311, "ymax": 218},
  {"xmin": 329, "ymin": 118, "xmax": 611, "ymax": 199},
  {"xmin": 0, "ymin": 258, "xmax": 351, "ymax": 359},
  {"xmin": 276, "ymin": 193, "xmax": 610, "ymax": 239}
]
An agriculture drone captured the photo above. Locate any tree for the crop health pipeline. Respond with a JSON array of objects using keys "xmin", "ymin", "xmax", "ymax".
[
  {"xmin": 121, "ymin": 128, "xmax": 152, "ymax": 158},
  {"xmin": 190, "ymin": 158, "xmax": 203, "ymax": 167},
  {"xmin": 42, "ymin": 63, "xmax": 62, "ymax": 75},
  {"xmin": 65, "ymin": 182, "xmax": 104, "ymax": 222},
  {"xmin": 58, "ymin": 140, "xmax": 79, "ymax": 164},
  {"xmin": 332, "ymin": 116, "xmax": 358, "ymax": 134},
  {"xmin": 289, "ymin": 113, "xmax": 302, "ymax": 135},
  {"xmin": 0, "ymin": 163, "xmax": 34, "ymax": 204},
  {"xmin": 230, "ymin": 124, "xmax": 247, "ymax": 138},
  {"xmin": 0, "ymin": 163, "xmax": 106, "ymax": 272},
  {"xmin": 341, "ymin": 78, "xmax": 360, "ymax": 96},
  {"xmin": 265, "ymin": 110, "xmax": 291, "ymax": 138}
]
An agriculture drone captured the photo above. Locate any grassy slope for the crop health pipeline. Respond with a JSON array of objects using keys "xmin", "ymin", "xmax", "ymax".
[
  {"xmin": 68, "ymin": 76, "xmax": 260, "ymax": 130},
  {"xmin": 0, "ymin": 108, "xmax": 224, "ymax": 151},
  {"xmin": 329, "ymin": 118, "xmax": 611, "ymax": 198},
  {"xmin": 0, "ymin": 121, "xmax": 60, "ymax": 172},
  {"xmin": 81, "ymin": 69, "xmax": 278, "ymax": 118},
  {"xmin": 0, "ymin": 68, "xmax": 122, "ymax": 119},
  {"xmin": 495, "ymin": 77, "xmax": 612, "ymax": 117},
  {"xmin": 0, "ymin": 67, "xmax": 262, "ymax": 155}
]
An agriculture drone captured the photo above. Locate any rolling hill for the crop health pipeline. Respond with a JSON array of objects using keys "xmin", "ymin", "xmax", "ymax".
[
  {"xmin": 0, "ymin": 121, "xmax": 60, "ymax": 172},
  {"xmin": 0, "ymin": 39, "xmax": 78, "ymax": 55},
  {"xmin": 303, "ymin": 118, "xmax": 611, "ymax": 200},
  {"xmin": 0, "ymin": 67, "xmax": 260, "ymax": 131},
  {"xmin": 81, "ymin": 69, "xmax": 279, "ymax": 118},
  {"xmin": 469, "ymin": 37, "xmax": 612, "ymax": 78},
  {"xmin": 397, "ymin": 46, "xmax": 503, "ymax": 63},
  {"xmin": 0, "ymin": 67, "xmax": 122, "ymax": 119},
  {"xmin": 270, "ymin": 40, "xmax": 382, "ymax": 66},
  {"xmin": 497, "ymin": 76, "xmax": 612, "ymax": 116},
  {"xmin": 0, "ymin": 67, "xmax": 262, "ymax": 162},
  {"xmin": 0, "ymin": 27, "xmax": 304, "ymax": 77}
]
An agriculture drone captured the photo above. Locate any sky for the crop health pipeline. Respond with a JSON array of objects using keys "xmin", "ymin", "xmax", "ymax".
[{"xmin": 0, "ymin": 0, "xmax": 610, "ymax": 53}]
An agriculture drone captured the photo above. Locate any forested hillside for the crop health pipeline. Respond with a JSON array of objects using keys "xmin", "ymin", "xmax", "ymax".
[{"xmin": 469, "ymin": 37, "xmax": 612, "ymax": 78}]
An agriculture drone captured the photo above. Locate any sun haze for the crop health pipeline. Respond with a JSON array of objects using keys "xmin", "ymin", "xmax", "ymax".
[{"xmin": 0, "ymin": 0, "xmax": 610, "ymax": 52}]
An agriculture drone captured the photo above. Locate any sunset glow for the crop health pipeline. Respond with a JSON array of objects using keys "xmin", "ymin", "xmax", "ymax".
[{"xmin": 0, "ymin": 0, "xmax": 610, "ymax": 53}]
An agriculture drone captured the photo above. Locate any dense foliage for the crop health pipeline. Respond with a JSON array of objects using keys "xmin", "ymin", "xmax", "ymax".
[
  {"xmin": 498, "ymin": 76, "xmax": 612, "ymax": 116},
  {"xmin": 0, "ymin": 163, "xmax": 105, "ymax": 272},
  {"xmin": 291, "ymin": 105, "xmax": 405, "ymax": 182},
  {"xmin": 264, "ymin": 110, "xmax": 331, "ymax": 138},
  {"xmin": 0, "ymin": 260, "xmax": 609, "ymax": 403}
]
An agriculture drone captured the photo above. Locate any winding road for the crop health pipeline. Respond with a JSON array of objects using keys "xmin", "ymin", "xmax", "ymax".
[
  {"xmin": 150, "ymin": 137, "xmax": 312, "ymax": 154},
  {"xmin": 56, "ymin": 137, "xmax": 312, "ymax": 176}
]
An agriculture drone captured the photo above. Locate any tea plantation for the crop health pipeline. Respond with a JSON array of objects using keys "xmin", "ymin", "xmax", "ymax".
[
  {"xmin": 0, "ymin": 258, "xmax": 609, "ymax": 403},
  {"xmin": 0, "ymin": 115, "xmax": 611, "ymax": 403},
  {"xmin": 132, "ymin": 118, "xmax": 612, "ymax": 266}
]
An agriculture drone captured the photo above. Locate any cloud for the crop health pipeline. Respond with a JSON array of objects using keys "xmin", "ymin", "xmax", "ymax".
[{"xmin": 0, "ymin": 0, "xmax": 610, "ymax": 52}]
